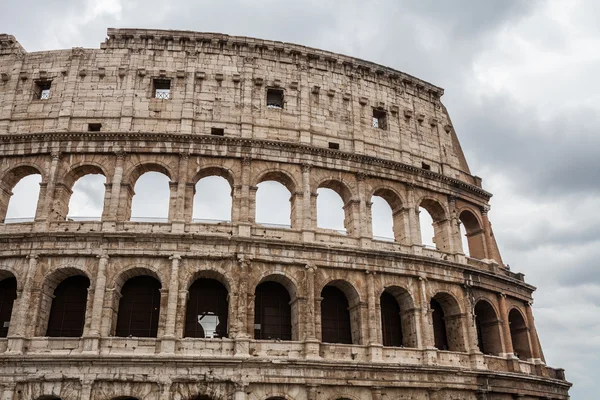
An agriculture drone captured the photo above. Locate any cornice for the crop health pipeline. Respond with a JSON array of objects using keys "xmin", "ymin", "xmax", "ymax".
[{"xmin": 0, "ymin": 131, "xmax": 492, "ymax": 200}]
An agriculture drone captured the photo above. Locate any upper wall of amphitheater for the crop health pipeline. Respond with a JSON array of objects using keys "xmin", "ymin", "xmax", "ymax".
[{"xmin": 0, "ymin": 29, "xmax": 479, "ymax": 187}]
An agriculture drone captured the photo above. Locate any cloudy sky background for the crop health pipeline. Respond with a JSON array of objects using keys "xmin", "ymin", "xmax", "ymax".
[{"xmin": 2, "ymin": 0, "xmax": 599, "ymax": 397}]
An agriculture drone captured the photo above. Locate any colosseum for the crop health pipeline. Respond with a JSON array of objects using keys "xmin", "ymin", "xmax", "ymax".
[{"xmin": 0, "ymin": 28, "xmax": 570, "ymax": 400}]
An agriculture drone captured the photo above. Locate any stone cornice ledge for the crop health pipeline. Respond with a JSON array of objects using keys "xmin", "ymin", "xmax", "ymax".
[{"xmin": 0, "ymin": 131, "xmax": 493, "ymax": 200}]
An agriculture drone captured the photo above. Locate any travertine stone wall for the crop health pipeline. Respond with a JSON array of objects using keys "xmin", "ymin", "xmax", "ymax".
[{"xmin": 0, "ymin": 29, "xmax": 569, "ymax": 400}]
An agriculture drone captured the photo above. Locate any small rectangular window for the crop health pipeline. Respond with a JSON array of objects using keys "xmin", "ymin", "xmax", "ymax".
[
  {"xmin": 328, "ymin": 142, "xmax": 340, "ymax": 150},
  {"xmin": 88, "ymin": 123, "xmax": 102, "ymax": 132},
  {"xmin": 373, "ymin": 108, "xmax": 387, "ymax": 130},
  {"xmin": 211, "ymin": 127, "xmax": 225, "ymax": 136},
  {"xmin": 35, "ymin": 81, "xmax": 51, "ymax": 100},
  {"xmin": 421, "ymin": 162, "xmax": 431, "ymax": 170},
  {"xmin": 153, "ymin": 79, "xmax": 171, "ymax": 99},
  {"xmin": 267, "ymin": 88, "xmax": 284, "ymax": 109}
]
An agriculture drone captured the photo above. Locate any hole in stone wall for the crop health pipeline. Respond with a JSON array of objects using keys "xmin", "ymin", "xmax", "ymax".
[
  {"xmin": 266, "ymin": 88, "xmax": 284, "ymax": 109},
  {"xmin": 373, "ymin": 108, "xmax": 387, "ymax": 129},
  {"xmin": 421, "ymin": 162, "xmax": 431, "ymax": 170},
  {"xmin": 88, "ymin": 123, "xmax": 102, "ymax": 132},
  {"xmin": 153, "ymin": 79, "xmax": 171, "ymax": 99},
  {"xmin": 34, "ymin": 80, "xmax": 51, "ymax": 100},
  {"xmin": 210, "ymin": 127, "xmax": 224, "ymax": 136},
  {"xmin": 328, "ymin": 142, "xmax": 340, "ymax": 150}
]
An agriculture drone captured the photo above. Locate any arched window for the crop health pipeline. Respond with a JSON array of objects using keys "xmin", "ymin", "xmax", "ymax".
[
  {"xmin": 46, "ymin": 275, "xmax": 90, "ymax": 337},
  {"xmin": 371, "ymin": 196, "xmax": 394, "ymax": 241},
  {"xmin": 321, "ymin": 285, "xmax": 352, "ymax": 344},
  {"xmin": 459, "ymin": 210, "xmax": 486, "ymax": 259},
  {"xmin": 130, "ymin": 172, "xmax": 171, "ymax": 222},
  {"xmin": 4, "ymin": 174, "xmax": 42, "ymax": 223},
  {"xmin": 193, "ymin": 176, "xmax": 232, "ymax": 223},
  {"xmin": 419, "ymin": 207, "xmax": 435, "ymax": 248},
  {"xmin": 418, "ymin": 199, "xmax": 449, "ymax": 251},
  {"xmin": 509, "ymin": 309, "xmax": 532, "ymax": 360},
  {"xmin": 430, "ymin": 298, "xmax": 448, "ymax": 350},
  {"xmin": 381, "ymin": 287, "xmax": 418, "ymax": 348},
  {"xmin": 116, "ymin": 276, "xmax": 161, "ymax": 338},
  {"xmin": 430, "ymin": 293, "xmax": 466, "ymax": 352},
  {"xmin": 254, "ymin": 281, "xmax": 291, "ymax": 341},
  {"xmin": 67, "ymin": 174, "xmax": 106, "ymax": 221},
  {"xmin": 474, "ymin": 300, "xmax": 503, "ymax": 356},
  {"xmin": 256, "ymin": 181, "xmax": 291, "ymax": 228},
  {"xmin": 317, "ymin": 188, "xmax": 346, "ymax": 233},
  {"xmin": 185, "ymin": 278, "xmax": 228, "ymax": 338},
  {"xmin": 380, "ymin": 291, "xmax": 402, "ymax": 346},
  {"xmin": 0, "ymin": 277, "xmax": 17, "ymax": 337}
]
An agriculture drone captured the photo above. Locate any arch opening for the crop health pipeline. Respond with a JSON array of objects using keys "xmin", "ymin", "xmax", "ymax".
[
  {"xmin": 474, "ymin": 300, "xmax": 503, "ymax": 356},
  {"xmin": 130, "ymin": 171, "xmax": 171, "ymax": 222},
  {"xmin": 0, "ymin": 276, "xmax": 17, "ymax": 337},
  {"xmin": 185, "ymin": 278, "xmax": 229, "ymax": 338},
  {"xmin": 459, "ymin": 210, "xmax": 486, "ymax": 259},
  {"xmin": 256, "ymin": 180, "xmax": 292, "ymax": 228},
  {"xmin": 381, "ymin": 287, "xmax": 417, "ymax": 348},
  {"xmin": 430, "ymin": 293, "xmax": 466, "ymax": 352},
  {"xmin": 192, "ymin": 176, "xmax": 232, "ymax": 223},
  {"xmin": 115, "ymin": 276, "xmax": 162, "ymax": 338},
  {"xmin": 317, "ymin": 187, "xmax": 346, "ymax": 234},
  {"xmin": 66, "ymin": 173, "xmax": 106, "ymax": 221},
  {"xmin": 371, "ymin": 196, "xmax": 394, "ymax": 241},
  {"xmin": 320, "ymin": 285, "xmax": 353, "ymax": 344},
  {"xmin": 4, "ymin": 173, "xmax": 42, "ymax": 223},
  {"xmin": 509, "ymin": 308, "xmax": 532, "ymax": 360},
  {"xmin": 254, "ymin": 281, "xmax": 292, "ymax": 341},
  {"xmin": 419, "ymin": 199, "xmax": 449, "ymax": 251},
  {"xmin": 46, "ymin": 275, "xmax": 90, "ymax": 337}
]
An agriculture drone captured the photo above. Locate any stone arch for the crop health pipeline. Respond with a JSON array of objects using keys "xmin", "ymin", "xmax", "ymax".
[
  {"xmin": 319, "ymin": 279, "xmax": 363, "ymax": 345},
  {"xmin": 192, "ymin": 166, "xmax": 234, "ymax": 223},
  {"xmin": 56, "ymin": 164, "xmax": 108, "ymax": 221},
  {"xmin": 316, "ymin": 179, "xmax": 355, "ymax": 235},
  {"xmin": 253, "ymin": 272, "xmax": 299, "ymax": 341},
  {"xmin": 125, "ymin": 162, "xmax": 173, "ymax": 222},
  {"xmin": 509, "ymin": 307, "xmax": 532, "ymax": 360},
  {"xmin": 0, "ymin": 164, "xmax": 44, "ymax": 223},
  {"xmin": 184, "ymin": 272, "xmax": 230, "ymax": 339},
  {"xmin": 474, "ymin": 298, "xmax": 503, "ymax": 356},
  {"xmin": 37, "ymin": 267, "xmax": 91, "ymax": 337},
  {"xmin": 371, "ymin": 186, "xmax": 407, "ymax": 242},
  {"xmin": 255, "ymin": 169, "xmax": 298, "ymax": 228},
  {"xmin": 0, "ymin": 270, "xmax": 17, "ymax": 338},
  {"xmin": 380, "ymin": 285, "xmax": 418, "ymax": 348},
  {"xmin": 430, "ymin": 291, "xmax": 467, "ymax": 352},
  {"xmin": 110, "ymin": 266, "xmax": 164, "ymax": 338},
  {"xmin": 459, "ymin": 207, "xmax": 486, "ymax": 259},
  {"xmin": 418, "ymin": 196, "xmax": 450, "ymax": 251}
]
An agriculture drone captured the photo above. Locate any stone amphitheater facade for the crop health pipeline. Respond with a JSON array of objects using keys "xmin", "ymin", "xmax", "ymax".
[{"xmin": 0, "ymin": 28, "xmax": 570, "ymax": 400}]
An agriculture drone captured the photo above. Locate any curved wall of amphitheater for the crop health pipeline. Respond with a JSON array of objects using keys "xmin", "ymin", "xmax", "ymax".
[{"xmin": 0, "ymin": 29, "xmax": 570, "ymax": 400}]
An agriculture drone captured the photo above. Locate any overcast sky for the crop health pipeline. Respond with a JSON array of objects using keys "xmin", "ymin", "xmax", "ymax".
[{"xmin": 2, "ymin": 0, "xmax": 599, "ymax": 397}]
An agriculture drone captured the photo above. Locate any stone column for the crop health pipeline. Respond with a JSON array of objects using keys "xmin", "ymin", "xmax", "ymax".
[
  {"xmin": 233, "ymin": 383, "xmax": 247, "ymax": 400},
  {"xmin": 371, "ymin": 387, "xmax": 383, "ymax": 400},
  {"xmin": 418, "ymin": 276, "xmax": 434, "ymax": 348},
  {"xmin": 238, "ymin": 157, "xmax": 252, "ymax": 236},
  {"xmin": 357, "ymin": 172, "xmax": 371, "ymax": 242},
  {"xmin": 37, "ymin": 151, "xmax": 60, "ymax": 222},
  {"xmin": 301, "ymin": 164, "xmax": 315, "ymax": 241},
  {"xmin": 234, "ymin": 256, "xmax": 251, "ymax": 356},
  {"xmin": 0, "ymin": 383, "xmax": 15, "ymax": 400},
  {"xmin": 174, "ymin": 153, "xmax": 189, "ymax": 223},
  {"xmin": 104, "ymin": 151, "xmax": 125, "ymax": 223},
  {"xmin": 498, "ymin": 293, "xmax": 514, "ymax": 356},
  {"xmin": 84, "ymin": 254, "xmax": 109, "ymax": 352},
  {"xmin": 481, "ymin": 206, "xmax": 503, "ymax": 264},
  {"xmin": 7, "ymin": 254, "xmax": 37, "ymax": 353},
  {"xmin": 0, "ymin": 183, "xmax": 13, "ymax": 223},
  {"xmin": 525, "ymin": 302, "xmax": 544, "ymax": 362},
  {"xmin": 448, "ymin": 196, "xmax": 462, "ymax": 254},
  {"xmin": 161, "ymin": 254, "xmax": 181, "ymax": 353},
  {"xmin": 304, "ymin": 264, "xmax": 319, "ymax": 359},
  {"xmin": 406, "ymin": 184, "xmax": 422, "ymax": 248},
  {"xmin": 366, "ymin": 270, "xmax": 382, "ymax": 361},
  {"xmin": 167, "ymin": 181, "xmax": 178, "ymax": 222},
  {"xmin": 79, "ymin": 381, "xmax": 93, "ymax": 400}
]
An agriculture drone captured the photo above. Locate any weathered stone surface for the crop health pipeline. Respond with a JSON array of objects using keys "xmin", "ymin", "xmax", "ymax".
[{"xmin": 0, "ymin": 29, "xmax": 569, "ymax": 400}]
